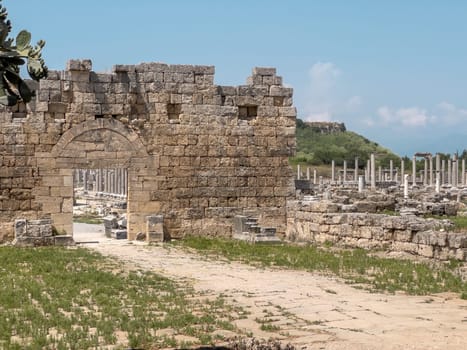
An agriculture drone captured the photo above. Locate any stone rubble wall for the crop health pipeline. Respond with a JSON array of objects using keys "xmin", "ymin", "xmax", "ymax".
[
  {"xmin": 286, "ymin": 200, "xmax": 467, "ymax": 261},
  {"xmin": 0, "ymin": 59, "xmax": 296, "ymax": 242},
  {"xmin": 13, "ymin": 218, "xmax": 74, "ymax": 247}
]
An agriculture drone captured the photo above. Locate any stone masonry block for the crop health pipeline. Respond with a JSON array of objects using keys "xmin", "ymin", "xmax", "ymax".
[
  {"xmin": 146, "ymin": 215, "xmax": 164, "ymax": 243},
  {"xmin": 14, "ymin": 219, "xmax": 27, "ymax": 238},
  {"xmin": 67, "ymin": 59, "xmax": 92, "ymax": 71}
]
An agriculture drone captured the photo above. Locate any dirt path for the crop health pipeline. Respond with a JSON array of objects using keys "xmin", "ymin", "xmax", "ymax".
[{"xmin": 75, "ymin": 225, "xmax": 467, "ymax": 349}]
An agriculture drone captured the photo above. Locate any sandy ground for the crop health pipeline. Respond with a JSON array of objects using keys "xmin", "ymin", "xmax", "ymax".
[{"xmin": 74, "ymin": 223, "xmax": 467, "ymax": 349}]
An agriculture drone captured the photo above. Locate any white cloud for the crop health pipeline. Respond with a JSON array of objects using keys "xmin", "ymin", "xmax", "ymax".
[
  {"xmin": 308, "ymin": 62, "xmax": 340, "ymax": 93},
  {"xmin": 304, "ymin": 62, "xmax": 361, "ymax": 122},
  {"xmin": 436, "ymin": 102, "xmax": 467, "ymax": 125},
  {"xmin": 374, "ymin": 106, "xmax": 434, "ymax": 127}
]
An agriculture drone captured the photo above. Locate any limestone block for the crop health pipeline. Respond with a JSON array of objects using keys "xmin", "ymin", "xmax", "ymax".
[
  {"xmin": 340, "ymin": 224, "xmax": 353, "ymax": 237},
  {"xmin": 392, "ymin": 217, "xmax": 409, "ymax": 230},
  {"xmin": 418, "ymin": 245, "xmax": 434, "ymax": 258},
  {"xmin": 146, "ymin": 215, "xmax": 164, "ymax": 243},
  {"xmin": 433, "ymin": 247, "xmax": 449, "ymax": 260},
  {"xmin": 331, "ymin": 214, "xmax": 347, "ymax": 224},
  {"xmin": 14, "ymin": 219, "xmax": 27, "ymax": 238},
  {"xmin": 40, "ymin": 199, "xmax": 61, "ymax": 213},
  {"xmin": 370, "ymin": 226, "xmax": 390, "ymax": 241},
  {"xmin": 252, "ymin": 67, "xmax": 277, "ymax": 76},
  {"xmin": 392, "ymin": 241, "xmax": 418, "ymax": 254},
  {"xmin": 329, "ymin": 225, "xmax": 341, "ymax": 236},
  {"xmin": 309, "ymin": 201, "xmax": 339, "ymax": 213},
  {"xmin": 394, "ymin": 229, "xmax": 412, "ymax": 242},
  {"xmin": 455, "ymin": 249, "xmax": 466, "ymax": 261},
  {"xmin": 381, "ymin": 216, "xmax": 396, "ymax": 229},
  {"xmin": 278, "ymin": 107, "xmax": 297, "ymax": 117},
  {"xmin": 448, "ymin": 233, "xmax": 467, "ymax": 249},
  {"xmin": 412, "ymin": 231, "xmax": 431, "ymax": 245},
  {"xmin": 357, "ymin": 227, "xmax": 373, "ymax": 239},
  {"xmin": 354, "ymin": 201, "xmax": 377, "ymax": 213},
  {"xmin": 269, "ymin": 86, "xmax": 293, "ymax": 97},
  {"xmin": 67, "ymin": 59, "xmax": 92, "ymax": 71},
  {"xmin": 444, "ymin": 203, "xmax": 458, "ymax": 216}
]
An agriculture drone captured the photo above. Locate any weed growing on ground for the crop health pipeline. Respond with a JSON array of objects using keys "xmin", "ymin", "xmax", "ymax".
[
  {"xmin": 174, "ymin": 236, "xmax": 467, "ymax": 298},
  {"xmin": 0, "ymin": 247, "xmax": 242, "ymax": 349},
  {"xmin": 72, "ymin": 214, "xmax": 104, "ymax": 225}
]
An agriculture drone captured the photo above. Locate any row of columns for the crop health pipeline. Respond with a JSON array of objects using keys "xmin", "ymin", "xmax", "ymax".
[
  {"xmin": 412, "ymin": 154, "xmax": 466, "ymax": 187},
  {"xmin": 297, "ymin": 154, "xmax": 467, "ymax": 189},
  {"xmin": 74, "ymin": 168, "xmax": 128, "ymax": 197}
]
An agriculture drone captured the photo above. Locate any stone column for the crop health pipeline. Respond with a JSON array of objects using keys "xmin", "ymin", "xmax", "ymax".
[
  {"xmin": 441, "ymin": 159, "xmax": 445, "ymax": 184},
  {"xmin": 447, "ymin": 159, "xmax": 452, "ymax": 186},
  {"xmin": 120, "ymin": 168, "xmax": 124, "ymax": 195},
  {"xmin": 389, "ymin": 160, "xmax": 393, "ymax": 181},
  {"xmin": 124, "ymin": 169, "xmax": 128, "ymax": 196},
  {"xmin": 95, "ymin": 169, "xmax": 100, "ymax": 192},
  {"xmin": 343, "ymin": 160, "xmax": 347, "ymax": 183},
  {"xmin": 358, "ymin": 175, "xmax": 364, "ymax": 193},
  {"xmin": 331, "ymin": 160, "xmax": 335, "ymax": 183},
  {"xmin": 313, "ymin": 169, "xmax": 317, "ymax": 185},
  {"xmin": 404, "ymin": 174, "xmax": 409, "ymax": 199},
  {"xmin": 423, "ymin": 158, "xmax": 428, "ymax": 186},
  {"xmin": 378, "ymin": 166, "xmax": 382, "ymax": 182},
  {"xmin": 462, "ymin": 159, "xmax": 466, "ymax": 186},
  {"xmin": 412, "ymin": 155, "xmax": 417, "ymax": 186},
  {"xmin": 429, "ymin": 155, "xmax": 433, "ymax": 186},
  {"xmin": 354, "ymin": 157, "xmax": 358, "ymax": 182},
  {"xmin": 435, "ymin": 171, "xmax": 440, "ymax": 193},
  {"xmin": 435, "ymin": 154, "xmax": 440, "ymax": 184},
  {"xmin": 113, "ymin": 169, "xmax": 117, "ymax": 194},
  {"xmin": 370, "ymin": 153, "xmax": 376, "ymax": 190},
  {"xmin": 453, "ymin": 155, "xmax": 459, "ymax": 187},
  {"xmin": 400, "ymin": 159, "xmax": 405, "ymax": 185},
  {"xmin": 306, "ymin": 167, "xmax": 310, "ymax": 181},
  {"xmin": 366, "ymin": 159, "xmax": 370, "ymax": 183},
  {"xmin": 83, "ymin": 170, "xmax": 88, "ymax": 191},
  {"xmin": 297, "ymin": 164, "xmax": 301, "ymax": 180},
  {"xmin": 109, "ymin": 170, "xmax": 113, "ymax": 194}
]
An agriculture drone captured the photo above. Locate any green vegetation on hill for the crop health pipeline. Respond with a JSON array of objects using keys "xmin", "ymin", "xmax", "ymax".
[{"xmin": 292, "ymin": 118, "xmax": 401, "ymax": 168}]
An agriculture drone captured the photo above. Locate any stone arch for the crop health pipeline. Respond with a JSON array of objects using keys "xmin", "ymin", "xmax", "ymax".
[
  {"xmin": 36, "ymin": 118, "xmax": 155, "ymax": 239},
  {"xmin": 52, "ymin": 119, "xmax": 148, "ymax": 168}
]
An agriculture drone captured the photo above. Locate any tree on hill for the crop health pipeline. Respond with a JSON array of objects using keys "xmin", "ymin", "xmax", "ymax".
[{"xmin": 292, "ymin": 118, "xmax": 401, "ymax": 168}]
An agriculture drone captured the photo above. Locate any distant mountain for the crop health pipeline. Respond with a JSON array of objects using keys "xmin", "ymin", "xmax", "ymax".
[{"xmin": 292, "ymin": 119, "xmax": 401, "ymax": 167}]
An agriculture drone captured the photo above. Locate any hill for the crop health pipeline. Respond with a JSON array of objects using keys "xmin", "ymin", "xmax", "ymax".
[{"xmin": 292, "ymin": 119, "xmax": 401, "ymax": 168}]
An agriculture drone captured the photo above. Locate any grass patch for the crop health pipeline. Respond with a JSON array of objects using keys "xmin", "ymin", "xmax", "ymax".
[
  {"xmin": 174, "ymin": 236, "xmax": 467, "ymax": 297},
  {"xmin": 0, "ymin": 247, "xmax": 241, "ymax": 349},
  {"xmin": 424, "ymin": 215, "xmax": 467, "ymax": 232},
  {"xmin": 73, "ymin": 214, "xmax": 104, "ymax": 225}
]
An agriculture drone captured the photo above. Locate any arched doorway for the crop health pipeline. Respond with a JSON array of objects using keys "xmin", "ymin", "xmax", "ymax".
[{"xmin": 36, "ymin": 118, "xmax": 153, "ymax": 239}]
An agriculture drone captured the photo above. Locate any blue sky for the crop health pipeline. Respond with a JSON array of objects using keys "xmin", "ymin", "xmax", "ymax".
[{"xmin": 5, "ymin": 0, "xmax": 467, "ymax": 156}]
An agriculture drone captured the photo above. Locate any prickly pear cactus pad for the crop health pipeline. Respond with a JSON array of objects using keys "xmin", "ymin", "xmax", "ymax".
[{"xmin": 0, "ymin": 0, "xmax": 47, "ymax": 106}]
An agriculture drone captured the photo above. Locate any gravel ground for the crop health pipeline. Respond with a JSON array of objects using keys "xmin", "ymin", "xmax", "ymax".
[{"xmin": 74, "ymin": 223, "xmax": 467, "ymax": 350}]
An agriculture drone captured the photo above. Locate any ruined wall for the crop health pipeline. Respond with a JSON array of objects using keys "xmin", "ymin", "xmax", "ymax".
[
  {"xmin": 0, "ymin": 59, "xmax": 296, "ymax": 242},
  {"xmin": 287, "ymin": 200, "xmax": 467, "ymax": 261}
]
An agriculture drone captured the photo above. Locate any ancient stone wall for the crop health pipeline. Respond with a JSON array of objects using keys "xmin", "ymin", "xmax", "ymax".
[
  {"xmin": 304, "ymin": 121, "xmax": 346, "ymax": 134},
  {"xmin": 0, "ymin": 59, "xmax": 296, "ymax": 242},
  {"xmin": 287, "ymin": 200, "xmax": 467, "ymax": 261}
]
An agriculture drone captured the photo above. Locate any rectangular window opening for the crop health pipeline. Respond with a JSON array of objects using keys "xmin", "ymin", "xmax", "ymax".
[
  {"xmin": 167, "ymin": 103, "xmax": 181, "ymax": 121},
  {"xmin": 238, "ymin": 105, "xmax": 257, "ymax": 120}
]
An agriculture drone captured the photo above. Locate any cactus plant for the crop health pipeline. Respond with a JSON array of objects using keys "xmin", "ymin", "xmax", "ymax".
[{"xmin": 0, "ymin": 0, "xmax": 47, "ymax": 106}]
